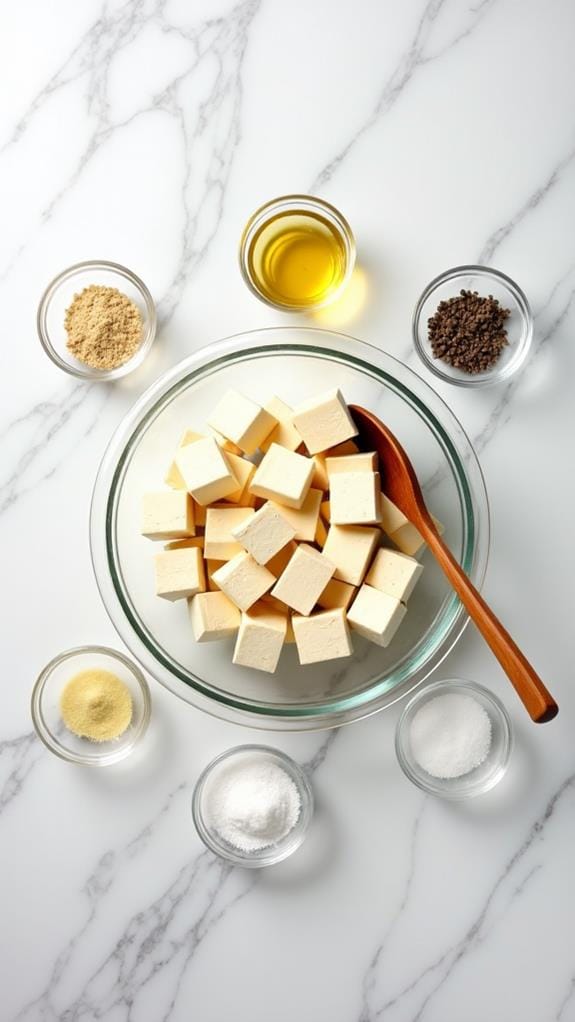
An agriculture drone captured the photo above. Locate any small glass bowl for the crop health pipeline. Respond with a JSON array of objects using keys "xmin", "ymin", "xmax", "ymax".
[
  {"xmin": 37, "ymin": 260, "xmax": 157, "ymax": 381},
  {"xmin": 395, "ymin": 679, "xmax": 512, "ymax": 799},
  {"xmin": 31, "ymin": 646, "xmax": 151, "ymax": 766},
  {"xmin": 239, "ymin": 194, "xmax": 356, "ymax": 311},
  {"xmin": 192, "ymin": 745, "xmax": 314, "ymax": 867},
  {"xmin": 412, "ymin": 265, "xmax": 533, "ymax": 387}
]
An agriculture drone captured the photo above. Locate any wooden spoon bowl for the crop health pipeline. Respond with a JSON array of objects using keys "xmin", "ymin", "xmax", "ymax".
[{"xmin": 350, "ymin": 404, "xmax": 558, "ymax": 723}]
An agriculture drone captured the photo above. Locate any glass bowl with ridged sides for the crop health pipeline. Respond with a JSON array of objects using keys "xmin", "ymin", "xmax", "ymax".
[{"xmin": 90, "ymin": 327, "xmax": 489, "ymax": 731}]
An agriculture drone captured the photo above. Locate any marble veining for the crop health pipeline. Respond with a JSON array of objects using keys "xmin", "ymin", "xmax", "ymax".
[{"xmin": 1, "ymin": 0, "xmax": 574, "ymax": 1019}]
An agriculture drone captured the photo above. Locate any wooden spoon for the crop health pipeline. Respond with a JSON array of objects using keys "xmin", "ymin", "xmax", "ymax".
[{"xmin": 350, "ymin": 405, "xmax": 558, "ymax": 723}]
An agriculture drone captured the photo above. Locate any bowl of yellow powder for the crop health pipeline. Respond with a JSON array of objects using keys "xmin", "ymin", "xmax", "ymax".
[
  {"xmin": 31, "ymin": 646, "xmax": 151, "ymax": 766},
  {"xmin": 37, "ymin": 260, "xmax": 156, "ymax": 381}
]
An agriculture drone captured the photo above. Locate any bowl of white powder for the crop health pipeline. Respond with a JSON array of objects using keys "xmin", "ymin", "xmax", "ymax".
[
  {"xmin": 395, "ymin": 679, "xmax": 512, "ymax": 799},
  {"xmin": 192, "ymin": 745, "xmax": 314, "ymax": 866}
]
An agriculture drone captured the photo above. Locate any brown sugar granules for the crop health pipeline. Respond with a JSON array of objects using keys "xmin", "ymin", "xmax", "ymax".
[
  {"xmin": 428, "ymin": 289, "xmax": 511, "ymax": 374},
  {"xmin": 65, "ymin": 284, "xmax": 143, "ymax": 370}
]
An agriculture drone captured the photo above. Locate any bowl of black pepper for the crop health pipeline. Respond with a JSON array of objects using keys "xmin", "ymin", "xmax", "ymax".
[{"xmin": 412, "ymin": 265, "xmax": 533, "ymax": 387}]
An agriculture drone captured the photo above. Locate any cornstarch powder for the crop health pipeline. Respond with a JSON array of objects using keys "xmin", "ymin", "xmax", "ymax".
[
  {"xmin": 206, "ymin": 756, "xmax": 301, "ymax": 851},
  {"xmin": 410, "ymin": 692, "xmax": 492, "ymax": 779}
]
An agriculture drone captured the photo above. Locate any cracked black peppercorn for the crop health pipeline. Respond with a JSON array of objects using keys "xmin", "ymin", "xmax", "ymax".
[{"xmin": 428, "ymin": 289, "xmax": 511, "ymax": 374}]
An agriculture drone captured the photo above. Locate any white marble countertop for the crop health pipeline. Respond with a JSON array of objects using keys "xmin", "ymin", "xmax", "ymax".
[{"xmin": 2, "ymin": 1, "xmax": 574, "ymax": 1019}]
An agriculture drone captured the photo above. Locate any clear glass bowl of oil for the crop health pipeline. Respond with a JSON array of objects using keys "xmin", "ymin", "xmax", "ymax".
[{"xmin": 239, "ymin": 195, "xmax": 356, "ymax": 311}]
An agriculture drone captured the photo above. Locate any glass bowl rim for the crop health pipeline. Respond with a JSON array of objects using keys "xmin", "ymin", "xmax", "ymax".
[
  {"xmin": 238, "ymin": 193, "xmax": 356, "ymax": 312},
  {"xmin": 191, "ymin": 743, "xmax": 314, "ymax": 867},
  {"xmin": 90, "ymin": 325, "xmax": 490, "ymax": 730},
  {"xmin": 395, "ymin": 677, "xmax": 513, "ymax": 799},
  {"xmin": 36, "ymin": 259, "xmax": 157, "ymax": 381},
  {"xmin": 412, "ymin": 263, "xmax": 533, "ymax": 388},
  {"xmin": 31, "ymin": 644, "xmax": 152, "ymax": 765}
]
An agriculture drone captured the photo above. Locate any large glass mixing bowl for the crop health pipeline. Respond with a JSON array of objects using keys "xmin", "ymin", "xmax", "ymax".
[{"xmin": 90, "ymin": 328, "xmax": 489, "ymax": 731}]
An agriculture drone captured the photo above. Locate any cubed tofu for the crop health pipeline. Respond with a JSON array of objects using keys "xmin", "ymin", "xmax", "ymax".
[
  {"xmin": 204, "ymin": 507, "xmax": 255, "ymax": 560},
  {"xmin": 347, "ymin": 584, "xmax": 406, "ymax": 646},
  {"xmin": 266, "ymin": 540, "xmax": 298, "ymax": 578},
  {"xmin": 207, "ymin": 389, "xmax": 276, "ymax": 455},
  {"xmin": 325, "ymin": 452, "xmax": 377, "ymax": 475},
  {"xmin": 189, "ymin": 591, "xmax": 241, "ymax": 641},
  {"xmin": 175, "ymin": 437, "xmax": 238, "ymax": 506},
  {"xmin": 231, "ymin": 502, "xmax": 296, "ymax": 565},
  {"xmin": 165, "ymin": 430, "xmax": 204, "ymax": 488},
  {"xmin": 322, "ymin": 525, "xmax": 380, "ymax": 586},
  {"xmin": 316, "ymin": 578, "xmax": 356, "ymax": 611},
  {"xmin": 389, "ymin": 514, "xmax": 444, "ymax": 556},
  {"xmin": 232, "ymin": 605, "xmax": 287, "ymax": 673},
  {"xmin": 269, "ymin": 489, "xmax": 323, "ymax": 541},
  {"xmin": 379, "ymin": 493, "xmax": 409, "ymax": 536},
  {"xmin": 320, "ymin": 499, "xmax": 331, "ymax": 523},
  {"xmin": 250, "ymin": 443, "xmax": 314, "ymax": 509},
  {"xmin": 154, "ymin": 546, "xmax": 206, "ymax": 601},
  {"xmin": 206, "ymin": 559, "xmax": 225, "ymax": 591},
  {"xmin": 212, "ymin": 552, "xmax": 275, "ymax": 611},
  {"xmin": 389, "ymin": 522, "xmax": 425, "ymax": 556},
  {"xmin": 194, "ymin": 502, "xmax": 207, "ymax": 528},
  {"xmin": 271, "ymin": 544, "xmax": 335, "ymax": 616},
  {"xmin": 224, "ymin": 453, "xmax": 256, "ymax": 504},
  {"xmin": 365, "ymin": 548, "xmax": 423, "ymax": 602},
  {"xmin": 210, "ymin": 429, "xmax": 243, "ymax": 455},
  {"xmin": 142, "ymin": 491, "xmax": 195, "ymax": 540},
  {"xmin": 260, "ymin": 397, "xmax": 303, "ymax": 454},
  {"xmin": 292, "ymin": 389, "xmax": 358, "ymax": 455},
  {"xmin": 329, "ymin": 472, "xmax": 382, "ymax": 525},
  {"xmin": 292, "ymin": 608, "xmax": 353, "ymax": 665},
  {"xmin": 164, "ymin": 537, "xmax": 204, "ymax": 551},
  {"xmin": 310, "ymin": 455, "xmax": 330, "ymax": 491}
]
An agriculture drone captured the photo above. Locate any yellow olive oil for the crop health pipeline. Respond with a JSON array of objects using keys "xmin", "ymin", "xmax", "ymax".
[{"xmin": 246, "ymin": 210, "xmax": 349, "ymax": 309}]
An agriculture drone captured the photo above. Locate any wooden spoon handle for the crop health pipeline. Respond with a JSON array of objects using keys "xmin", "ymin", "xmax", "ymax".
[{"xmin": 418, "ymin": 519, "xmax": 558, "ymax": 723}]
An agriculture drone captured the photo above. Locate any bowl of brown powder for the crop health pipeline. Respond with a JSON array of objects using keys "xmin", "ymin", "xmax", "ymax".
[
  {"xmin": 37, "ymin": 260, "xmax": 157, "ymax": 380},
  {"xmin": 412, "ymin": 265, "xmax": 532, "ymax": 387}
]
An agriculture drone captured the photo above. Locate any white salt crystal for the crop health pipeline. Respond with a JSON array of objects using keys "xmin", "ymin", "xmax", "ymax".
[{"xmin": 410, "ymin": 692, "xmax": 492, "ymax": 779}]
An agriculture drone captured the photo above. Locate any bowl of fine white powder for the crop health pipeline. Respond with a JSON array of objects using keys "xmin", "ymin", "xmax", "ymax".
[
  {"xmin": 395, "ymin": 679, "xmax": 512, "ymax": 799},
  {"xmin": 192, "ymin": 745, "xmax": 314, "ymax": 866}
]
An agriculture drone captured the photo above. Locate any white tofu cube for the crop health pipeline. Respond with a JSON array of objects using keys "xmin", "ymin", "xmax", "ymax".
[
  {"xmin": 224, "ymin": 453, "xmax": 256, "ymax": 504},
  {"xmin": 316, "ymin": 578, "xmax": 356, "ymax": 611},
  {"xmin": 322, "ymin": 525, "xmax": 380, "ymax": 586},
  {"xmin": 164, "ymin": 537, "xmax": 204, "ymax": 551},
  {"xmin": 175, "ymin": 437, "xmax": 238, "ymax": 506},
  {"xmin": 292, "ymin": 608, "xmax": 353, "ymax": 665},
  {"xmin": 210, "ymin": 429, "xmax": 243, "ymax": 455},
  {"xmin": 329, "ymin": 472, "xmax": 382, "ymax": 525},
  {"xmin": 233, "ymin": 605, "xmax": 287, "ymax": 673},
  {"xmin": 325, "ymin": 452, "xmax": 377, "ymax": 475},
  {"xmin": 389, "ymin": 515, "xmax": 444, "ymax": 556},
  {"xmin": 379, "ymin": 493, "xmax": 409, "ymax": 535},
  {"xmin": 292, "ymin": 389, "xmax": 358, "ymax": 455},
  {"xmin": 142, "ymin": 491, "xmax": 195, "ymax": 540},
  {"xmin": 260, "ymin": 397, "xmax": 303, "ymax": 454},
  {"xmin": 154, "ymin": 546, "xmax": 206, "ymax": 601},
  {"xmin": 231, "ymin": 502, "xmax": 296, "ymax": 565},
  {"xmin": 269, "ymin": 489, "xmax": 323, "ymax": 541},
  {"xmin": 347, "ymin": 584, "xmax": 406, "ymax": 646},
  {"xmin": 207, "ymin": 389, "xmax": 276, "ymax": 455},
  {"xmin": 189, "ymin": 591, "xmax": 241, "ymax": 641},
  {"xmin": 265, "ymin": 540, "xmax": 298, "ymax": 578},
  {"xmin": 212, "ymin": 552, "xmax": 275, "ymax": 611},
  {"xmin": 271, "ymin": 544, "xmax": 335, "ymax": 616},
  {"xmin": 165, "ymin": 430, "xmax": 204, "ymax": 489},
  {"xmin": 365, "ymin": 548, "xmax": 423, "ymax": 602},
  {"xmin": 310, "ymin": 455, "xmax": 330, "ymax": 491},
  {"xmin": 204, "ymin": 507, "xmax": 255, "ymax": 560},
  {"xmin": 250, "ymin": 443, "xmax": 314, "ymax": 509}
]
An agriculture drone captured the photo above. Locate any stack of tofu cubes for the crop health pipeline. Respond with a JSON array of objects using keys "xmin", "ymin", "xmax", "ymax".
[{"xmin": 141, "ymin": 388, "xmax": 427, "ymax": 674}]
